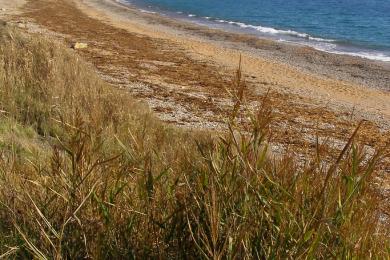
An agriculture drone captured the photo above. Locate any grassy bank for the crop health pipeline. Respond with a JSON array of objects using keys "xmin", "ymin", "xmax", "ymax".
[{"xmin": 0, "ymin": 24, "xmax": 388, "ymax": 259}]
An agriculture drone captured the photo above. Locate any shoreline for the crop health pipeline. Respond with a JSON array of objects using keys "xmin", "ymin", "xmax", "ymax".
[
  {"xmin": 121, "ymin": 0, "xmax": 390, "ymax": 63},
  {"xmin": 94, "ymin": 0, "xmax": 390, "ymax": 92}
]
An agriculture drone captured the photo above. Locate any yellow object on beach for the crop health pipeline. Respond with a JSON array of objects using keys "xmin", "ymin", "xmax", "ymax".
[{"xmin": 72, "ymin": 42, "xmax": 88, "ymax": 49}]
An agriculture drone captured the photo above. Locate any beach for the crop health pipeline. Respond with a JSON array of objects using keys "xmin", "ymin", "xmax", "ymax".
[
  {"xmin": 0, "ymin": 0, "xmax": 389, "ymax": 256},
  {"xmin": 2, "ymin": 0, "xmax": 390, "ymax": 172}
]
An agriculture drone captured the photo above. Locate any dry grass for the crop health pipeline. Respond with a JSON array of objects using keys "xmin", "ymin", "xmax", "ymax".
[{"xmin": 0, "ymin": 24, "xmax": 388, "ymax": 259}]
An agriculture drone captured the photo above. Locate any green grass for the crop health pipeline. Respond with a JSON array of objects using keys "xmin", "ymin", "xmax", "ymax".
[{"xmin": 0, "ymin": 23, "xmax": 388, "ymax": 259}]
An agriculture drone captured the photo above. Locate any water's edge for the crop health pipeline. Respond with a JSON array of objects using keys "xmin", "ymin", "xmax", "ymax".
[{"xmin": 120, "ymin": 0, "xmax": 390, "ymax": 62}]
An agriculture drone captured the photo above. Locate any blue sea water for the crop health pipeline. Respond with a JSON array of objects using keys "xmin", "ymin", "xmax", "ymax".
[{"xmin": 123, "ymin": 0, "xmax": 390, "ymax": 61}]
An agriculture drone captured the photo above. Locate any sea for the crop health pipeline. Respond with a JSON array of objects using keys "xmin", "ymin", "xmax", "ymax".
[{"xmin": 122, "ymin": 0, "xmax": 390, "ymax": 62}]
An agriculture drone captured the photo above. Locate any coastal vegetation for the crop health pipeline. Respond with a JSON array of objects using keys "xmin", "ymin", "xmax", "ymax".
[{"xmin": 0, "ymin": 24, "xmax": 389, "ymax": 259}]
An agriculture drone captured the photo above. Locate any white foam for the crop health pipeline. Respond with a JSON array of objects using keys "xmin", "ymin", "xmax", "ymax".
[
  {"xmin": 188, "ymin": 14, "xmax": 196, "ymax": 17},
  {"xmin": 139, "ymin": 9, "xmax": 157, "ymax": 14},
  {"xmin": 114, "ymin": 0, "xmax": 129, "ymax": 5},
  {"xmin": 217, "ymin": 20, "xmax": 310, "ymax": 38},
  {"xmin": 330, "ymin": 50, "xmax": 390, "ymax": 62},
  {"xmin": 212, "ymin": 19, "xmax": 339, "ymax": 42},
  {"xmin": 308, "ymin": 36, "xmax": 336, "ymax": 43},
  {"xmin": 298, "ymin": 41, "xmax": 390, "ymax": 62}
]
